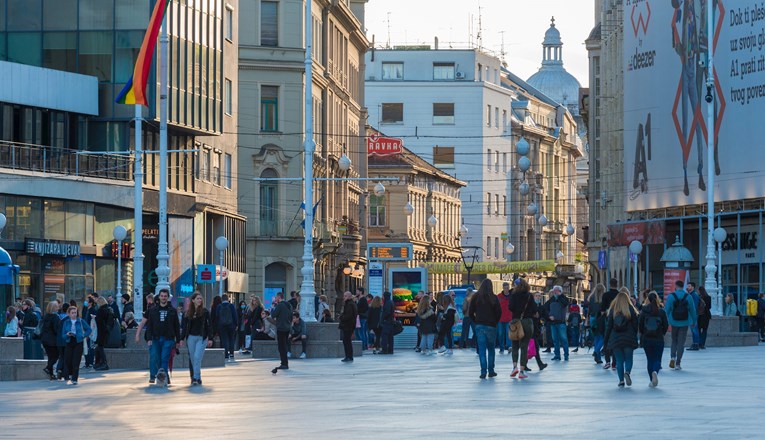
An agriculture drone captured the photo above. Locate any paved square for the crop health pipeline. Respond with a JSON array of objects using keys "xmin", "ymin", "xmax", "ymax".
[{"xmin": 1, "ymin": 344, "xmax": 762, "ymax": 439}]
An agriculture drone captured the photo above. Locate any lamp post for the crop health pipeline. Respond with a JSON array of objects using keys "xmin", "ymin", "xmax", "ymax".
[
  {"xmin": 506, "ymin": 242, "xmax": 515, "ymax": 261},
  {"xmin": 215, "ymin": 236, "xmax": 228, "ymax": 298},
  {"xmin": 113, "ymin": 225, "xmax": 127, "ymax": 298},
  {"xmin": 0, "ymin": 213, "xmax": 6, "ymax": 236},
  {"xmin": 713, "ymin": 227, "xmax": 727, "ymax": 316},
  {"xmin": 629, "ymin": 240, "xmax": 643, "ymax": 298}
]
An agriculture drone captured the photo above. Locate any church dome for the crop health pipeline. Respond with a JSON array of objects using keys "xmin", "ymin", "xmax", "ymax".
[{"xmin": 527, "ymin": 17, "xmax": 582, "ymax": 114}]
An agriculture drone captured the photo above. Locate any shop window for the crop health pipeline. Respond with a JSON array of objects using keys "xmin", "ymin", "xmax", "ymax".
[{"xmin": 381, "ymin": 103, "xmax": 403, "ymax": 124}]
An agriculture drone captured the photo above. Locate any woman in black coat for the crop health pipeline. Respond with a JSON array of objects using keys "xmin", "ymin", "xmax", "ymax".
[
  {"xmin": 639, "ymin": 291, "xmax": 669, "ymax": 387},
  {"xmin": 697, "ymin": 286, "xmax": 713, "ymax": 349},
  {"xmin": 40, "ymin": 301, "xmax": 62, "ymax": 380},
  {"xmin": 367, "ymin": 296, "xmax": 383, "ymax": 353},
  {"xmin": 94, "ymin": 297, "xmax": 112, "ymax": 370},
  {"xmin": 507, "ymin": 279, "xmax": 537, "ymax": 378},
  {"xmin": 603, "ymin": 289, "xmax": 639, "ymax": 387}
]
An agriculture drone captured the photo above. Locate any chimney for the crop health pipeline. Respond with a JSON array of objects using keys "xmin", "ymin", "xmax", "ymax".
[{"xmin": 434, "ymin": 36, "xmax": 439, "ymax": 50}]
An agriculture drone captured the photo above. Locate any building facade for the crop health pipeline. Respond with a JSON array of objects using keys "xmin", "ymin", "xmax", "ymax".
[
  {"xmin": 238, "ymin": 0, "xmax": 368, "ymax": 311},
  {"xmin": 0, "ymin": 0, "xmax": 246, "ymax": 311}
]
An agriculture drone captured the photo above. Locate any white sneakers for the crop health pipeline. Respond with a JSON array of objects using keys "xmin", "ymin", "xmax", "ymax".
[
  {"xmin": 650, "ymin": 371, "xmax": 659, "ymax": 387},
  {"xmin": 299, "ymin": 352, "xmax": 306, "ymax": 359},
  {"xmin": 287, "ymin": 352, "xmax": 292, "ymax": 359}
]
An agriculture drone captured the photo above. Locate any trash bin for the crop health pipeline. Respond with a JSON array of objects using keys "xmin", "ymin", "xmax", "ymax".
[{"xmin": 23, "ymin": 327, "xmax": 44, "ymax": 359}]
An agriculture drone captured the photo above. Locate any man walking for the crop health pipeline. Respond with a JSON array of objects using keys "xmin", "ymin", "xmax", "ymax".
[
  {"xmin": 665, "ymin": 280, "xmax": 697, "ymax": 370},
  {"xmin": 468, "ymin": 279, "xmax": 501, "ymax": 379},
  {"xmin": 545, "ymin": 285, "xmax": 570, "ymax": 361},
  {"xmin": 270, "ymin": 292, "xmax": 293, "ymax": 373},
  {"xmin": 380, "ymin": 291, "xmax": 395, "ymax": 354},
  {"xmin": 354, "ymin": 287, "xmax": 369, "ymax": 351},
  {"xmin": 685, "ymin": 282, "xmax": 701, "ymax": 350},
  {"xmin": 216, "ymin": 294, "xmax": 238, "ymax": 361},
  {"xmin": 497, "ymin": 282, "xmax": 513, "ymax": 354},
  {"xmin": 145, "ymin": 289, "xmax": 182, "ymax": 384},
  {"xmin": 339, "ymin": 291, "xmax": 358, "ymax": 362}
]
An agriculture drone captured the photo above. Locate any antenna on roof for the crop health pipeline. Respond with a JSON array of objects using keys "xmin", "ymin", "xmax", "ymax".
[
  {"xmin": 386, "ymin": 12, "xmax": 391, "ymax": 49},
  {"xmin": 477, "ymin": 1, "xmax": 483, "ymax": 50},
  {"xmin": 499, "ymin": 30, "xmax": 506, "ymax": 64}
]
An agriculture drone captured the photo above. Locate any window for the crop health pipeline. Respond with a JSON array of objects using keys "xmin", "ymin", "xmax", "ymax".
[
  {"xmin": 224, "ymin": 153, "xmax": 232, "ymax": 189},
  {"xmin": 260, "ymin": 169, "xmax": 278, "ymax": 235},
  {"xmin": 502, "ymin": 195, "xmax": 507, "ymax": 216},
  {"xmin": 369, "ymin": 195, "xmax": 386, "ymax": 226},
  {"xmin": 487, "ymin": 105, "xmax": 491, "ymax": 126},
  {"xmin": 495, "ymin": 238, "xmax": 499, "ymax": 258},
  {"xmin": 477, "ymin": 63, "xmax": 482, "ymax": 81},
  {"xmin": 225, "ymin": 6, "xmax": 233, "ymax": 41},
  {"xmin": 432, "ymin": 103, "xmax": 454, "ymax": 124},
  {"xmin": 381, "ymin": 62, "xmax": 403, "ymax": 80},
  {"xmin": 213, "ymin": 152, "xmax": 221, "ymax": 186},
  {"xmin": 487, "ymin": 149, "xmax": 491, "ymax": 170},
  {"xmin": 200, "ymin": 148, "xmax": 210, "ymax": 181},
  {"xmin": 261, "ymin": 1, "xmax": 278, "ymax": 47},
  {"xmin": 224, "ymin": 78, "xmax": 232, "ymax": 115},
  {"xmin": 495, "ymin": 107, "xmax": 499, "ymax": 128},
  {"xmin": 502, "ymin": 110, "xmax": 507, "ymax": 131},
  {"xmin": 486, "ymin": 192, "xmax": 491, "ymax": 214},
  {"xmin": 381, "ymin": 103, "xmax": 403, "ymax": 124},
  {"xmin": 494, "ymin": 194, "xmax": 499, "ymax": 215},
  {"xmin": 486, "ymin": 236, "xmax": 491, "ymax": 257},
  {"xmin": 433, "ymin": 62, "xmax": 455, "ymax": 80},
  {"xmin": 433, "ymin": 146, "xmax": 454, "ymax": 168},
  {"xmin": 495, "ymin": 151, "xmax": 499, "ymax": 171},
  {"xmin": 503, "ymin": 153, "xmax": 507, "ymax": 173},
  {"xmin": 261, "ymin": 85, "xmax": 278, "ymax": 132}
]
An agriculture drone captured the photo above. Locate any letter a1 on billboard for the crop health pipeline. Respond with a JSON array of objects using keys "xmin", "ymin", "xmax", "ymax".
[{"xmin": 624, "ymin": 0, "xmax": 765, "ymax": 211}]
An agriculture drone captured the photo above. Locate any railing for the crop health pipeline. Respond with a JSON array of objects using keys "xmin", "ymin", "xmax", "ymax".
[{"xmin": 0, "ymin": 141, "xmax": 133, "ymax": 182}]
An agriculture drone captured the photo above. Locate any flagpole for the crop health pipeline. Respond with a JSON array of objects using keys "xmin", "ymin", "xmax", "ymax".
[
  {"xmin": 299, "ymin": 0, "xmax": 317, "ymax": 322},
  {"xmin": 155, "ymin": 15, "xmax": 171, "ymax": 295},
  {"xmin": 133, "ymin": 104, "xmax": 144, "ymax": 319}
]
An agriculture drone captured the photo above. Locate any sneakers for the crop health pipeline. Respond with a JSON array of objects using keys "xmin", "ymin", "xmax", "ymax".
[
  {"xmin": 341, "ymin": 357, "xmax": 353, "ymax": 362},
  {"xmin": 572, "ymin": 348, "xmax": 579, "ymax": 353},
  {"xmin": 603, "ymin": 363, "xmax": 611, "ymax": 370},
  {"xmin": 542, "ymin": 348, "xmax": 551, "ymax": 353},
  {"xmin": 518, "ymin": 370, "xmax": 528, "ymax": 379},
  {"xmin": 488, "ymin": 371, "xmax": 498, "ymax": 378},
  {"xmin": 510, "ymin": 368, "xmax": 520, "ymax": 377},
  {"xmin": 651, "ymin": 371, "xmax": 659, "ymax": 387},
  {"xmin": 625, "ymin": 372, "xmax": 632, "ymax": 386},
  {"xmin": 445, "ymin": 349, "xmax": 453, "ymax": 355},
  {"xmin": 551, "ymin": 356, "xmax": 562, "ymax": 361},
  {"xmin": 674, "ymin": 362, "xmax": 682, "ymax": 370},
  {"xmin": 538, "ymin": 363, "xmax": 548, "ymax": 371},
  {"xmin": 618, "ymin": 381, "xmax": 625, "ymax": 387},
  {"xmin": 479, "ymin": 373, "xmax": 487, "ymax": 379},
  {"xmin": 71, "ymin": 380, "xmax": 78, "ymax": 385},
  {"xmin": 94, "ymin": 364, "xmax": 109, "ymax": 371},
  {"xmin": 524, "ymin": 366, "xmax": 532, "ymax": 372},
  {"xmin": 149, "ymin": 378, "xmax": 156, "ymax": 384},
  {"xmin": 437, "ymin": 347, "xmax": 447, "ymax": 354},
  {"xmin": 299, "ymin": 352, "xmax": 306, "ymax": 359},
  {"xmin": 669, "ymin": 359, "xmax": 676, "ymax": 369}
]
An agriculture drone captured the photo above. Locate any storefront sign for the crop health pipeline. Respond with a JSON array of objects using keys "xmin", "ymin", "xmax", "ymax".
[
  {"xmin": 607, "ymin": 221, "xmax": 665, "ymax": 247},
  {"xmin": 720, "ymin": 224, "xmax": 759, "ymax": 265},
  {"xmin": 26, "ymin": 238, "xmax": 80, "ymax": 257},
  {"xmin": 422, "ymin": 259, "xmax": 556, "ymax": 275},
  {"xmin": 197, "ymin": 264, "xmax": 216, "ymax": 284},
  {"xmin": 367, "ymin": 135, "xmax": 403, "ymax": 156}
]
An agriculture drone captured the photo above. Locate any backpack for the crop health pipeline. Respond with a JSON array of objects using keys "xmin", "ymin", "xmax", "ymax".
[
  {"xmin": 643, "ymin": 313, "xmax": 662, "ymax": 337},
  {"xmin": 671, "ymin": 292, "xmax": 689, "ymax": 321},
  {"xmin": 613, "ymin": 313, "xmax": 630, "ymax": 332},
  {"xmin": 219, "ymin": 303, "xmax": 234, "ymax": 327},
  {"xmin": 569, "ymin": 313, "xmax": 581, "ymax": 327}
]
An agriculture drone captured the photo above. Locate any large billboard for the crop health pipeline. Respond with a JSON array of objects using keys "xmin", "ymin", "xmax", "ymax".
[{"xmin": 624, "ymin": 0, "xmax": 765, "ymax": 210}]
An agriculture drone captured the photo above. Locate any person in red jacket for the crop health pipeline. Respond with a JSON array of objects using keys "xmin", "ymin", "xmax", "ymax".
[{"xmin": 497, "ymin": 282, "xmax": 513, "ymax": 354}]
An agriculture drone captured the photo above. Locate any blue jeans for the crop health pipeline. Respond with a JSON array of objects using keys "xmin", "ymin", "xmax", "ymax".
[
  {"xmin": 355, "ymin": 319, "xmax": 368, "ymax": 350},
  {"xmin": 150, "ymin": 337, "xmax": 176, "ymax": 380},
  {"xmin": 186, "ymin": 335, "xmax": 207, "ymax": 380},
  {"xmin": 642, "ymin": 338, "xmax": 664, "ymax": 379},
  {"xmin": 419, "ymin": 332, "xmax": 435, "ymax": 351},
  {"xmin": 691, "ymin": 325, "xmax": 700, "ymax": 345},
  {"xmin": 568, "ymin": 325, "xmax": 580, "ymax": 347},
  {"xmin": 475, "ymin": 325, "xmax": 497, "ymax": 375},
  {"xmin": 590, "ymin": 317, "xmax": 603, "ymax": 362},
  {"xmin": 460, "ymin": 317, "xmax": 475, "ymax": 348},
  {"xmin": 611, "ymin": 346, "xmax": 634, "ymax": 383},
  {"xmin": 496, "ymin": 321, "xmax": 509, "ymax": 351},
  {"xmin": 551, "ymin": 323, "xmax": 569, "ymax": 359},
  {"xmin": 220, "ymin": 325, "xmax": 236, "ymax": 357},
  {"xmin": 84, "ymin": 338, "xmax": 94, "ymax": 367}
]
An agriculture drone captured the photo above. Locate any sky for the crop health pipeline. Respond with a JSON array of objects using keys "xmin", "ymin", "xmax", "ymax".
[{"xmin": 364, "ymin": 0, "xmax": 596, "ymax": 87}]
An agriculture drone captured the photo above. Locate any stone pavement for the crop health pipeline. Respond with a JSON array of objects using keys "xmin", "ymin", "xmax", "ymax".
[{"xmin": 1, "ymin": 344, "xmax": 763, "ymax": 439}]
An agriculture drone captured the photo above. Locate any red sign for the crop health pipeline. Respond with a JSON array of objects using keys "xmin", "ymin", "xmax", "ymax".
[
  {"xmin": 200, "ymin": 267, "xmax": 213, "ymax": 281},
  {"xmin": 607, "ymin": 221, "xmax": 665, "ymax": 247},
  {"xmin": 662, "ymin": 269, "xmax": 686, "ymax": 300},
  {"xmin": 367, "ymin": 135, "xmax": 403, "ymax": 156}
]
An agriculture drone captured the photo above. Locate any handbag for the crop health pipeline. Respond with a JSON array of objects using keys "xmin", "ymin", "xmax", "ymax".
[
  {"xmin": 528, "ymin": 338, "xmax": 537, "ymax": 358},
  {"xmin": 355, "ymin": 315, "xmax": 361, "ymax": 329},
  {"xmin": 392, "ymin": 320, "xmax": 404, "ymax": 335},
  {"xmin": 509, "ymin": 319, "xmax": 525, "ymax": 341}
]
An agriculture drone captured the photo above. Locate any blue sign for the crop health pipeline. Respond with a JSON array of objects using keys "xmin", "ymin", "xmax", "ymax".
[
  {"xmin": 598, "ymin": 250, "xmax": 607, "ymax": 270},
  {"xmin": 197, "ymin": 264, "xmax": 216, "ymax": 284}
]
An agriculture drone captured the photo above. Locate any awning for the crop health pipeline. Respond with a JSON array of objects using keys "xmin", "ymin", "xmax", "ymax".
[{"xmin": 421, "ymin": 259, "xmax": 556, "ymax": 275}]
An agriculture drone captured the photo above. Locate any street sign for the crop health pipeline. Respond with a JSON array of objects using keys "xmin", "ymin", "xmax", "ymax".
[
  {"xmin": 197, "ymin": 264, "xmax": 216, "ymax": 284},
  {"xmin": 367, "ymin": 134, "xmax": 403, "ymax": 156},
  {"xmin": 367, "ymin": 242, "xmax": 413, "ymax": 261},
  {"xmin": 368, "ymin": 262, "xmax": 384, "ymax": 297},
  {"xmin": 216, "ymin": 266, "xmax": 229, "ymax": 281}
]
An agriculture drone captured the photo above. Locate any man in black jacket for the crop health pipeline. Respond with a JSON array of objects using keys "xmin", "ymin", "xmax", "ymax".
[
  {"xmin": 468, "ymin": 279, "xmax": 501, "ymax": 379},
  {"xmin": 270, "ymin": 292, "xmax": 293, "ymax": 373},
  {"xmin": 354, "ymin": 287, "xmax": 369, "ymax": 351},
  {"xmin": 145, "ymin": 289, "xmax": 182, "ymax": 384},
  {"xmin": 545, "ymin": 285, "xmax": 570, "ymax": 361},
  {"xmin": 339, "ymin": 291, "xmax": 358, "ymax": 362},
  {"xmin": 380, "ymin": 291, "xmax": 395, "ymax": 354},
  {"xmin": 120, "ymin": 294, "xmax": 134, "ymax": 322}
]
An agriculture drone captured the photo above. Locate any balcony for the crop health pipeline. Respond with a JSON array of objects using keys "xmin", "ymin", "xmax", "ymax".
[{"xmin": 0, "ymin": 141, "xmax": 133, "ymax": 182}]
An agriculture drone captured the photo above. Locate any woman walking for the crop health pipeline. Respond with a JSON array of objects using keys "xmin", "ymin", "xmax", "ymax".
[
  {"xmin": 639, "ymin": 291, "xmax": 668, "ymax": 387},
  {"xmin": 60, "ymin": 306, "xmax": 92, "ymax": 385},
  {"xmin": 416, "ymin": 296, "xmax": 437, "ymax": 355},
  {"xmin": 697, "ymin": 286, "xmax": 712, "ymax": 349},
  {"xmin": 367, "ymin": 296, "xmax": 382, "ymax": 353},
  {"xmin": 528, "ymin": 292, "xmax": 548, "ymax": 372},
  {"xmin": 603, "ymin": 289, "xmax": 639, "ymax": 387},
  {"xmin": 437, "ymin": 294, "xmax": 457, "ymax": 355},
  {"xmin": 40, "ymin": 301, "xmax": 61, "ymax": 380},
  {"xmin": 182, "ymin": 292, "xmax": 212, "ymax": 386},
  {"xmin": 94, "ymin": 297, "xmax": 111, "ymax": 371},
  {"xmin": 508, "ymin": 279, "xmax": 537, "ymax": 379},
  {"xmin": 468, "ymin": 279, "xmax": 501, "ymax": 379},
  {"xmin": 587, "ymin": 284, "xmax": 607, "ymax": 364}
]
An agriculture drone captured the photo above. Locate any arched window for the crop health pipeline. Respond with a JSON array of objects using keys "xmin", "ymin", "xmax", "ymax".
[{"xmin": 260, "ymin": 168, "xmax": 278, "ymax": 235}]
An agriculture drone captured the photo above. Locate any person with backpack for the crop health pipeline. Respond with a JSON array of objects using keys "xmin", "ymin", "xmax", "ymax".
[
  {"xmin": 567, "ymin": 300, "xmax": 582, "ymax": 353},
  {"xmin": 216, "ymin": 294, "xmax": 238, "ymax": 361},
  {"xmin": 639, "ymin": 291, "xmax": 668, "ymax": 387},
  {"xmin": 697, "ymin": 286, "xmax": 712, "ymax": 349},
  {"xmin": 665, "ymin": 280, "xmax": 698, "ymax": 370},
  {"xmin": 603, "ymin": 288, "xmax": 639, "ymax": 387}
]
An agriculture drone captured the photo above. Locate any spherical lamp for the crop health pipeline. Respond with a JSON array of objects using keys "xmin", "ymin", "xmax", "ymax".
[
  {"xmin": 338, "ymin": 154, "xmax": 351, "ymax": 171},
  {"xmin": 374, "ymin": 182, "xmax": 386, "ymax": 196}
]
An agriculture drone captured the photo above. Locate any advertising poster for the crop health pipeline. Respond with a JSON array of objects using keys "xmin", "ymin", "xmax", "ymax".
[
  {"xmin": 624, "ymin": 0, "xmax": 765, "ymax": 210},
  {"xmin": 388, "ymin": 268, "xmax": 427, "ymax": 324},
  {"xmin": 663, "ymin": 268, "xmax": 688, "ymax": 299}
]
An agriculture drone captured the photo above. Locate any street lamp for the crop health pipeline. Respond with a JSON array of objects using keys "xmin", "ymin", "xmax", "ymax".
[
  {"xmin": 404, "ymin": 202, "xmax": 414, "ymax": 216},
  {"xmin": 460, "ymin": 246, "xmax": 482, "ymax": 287},
  {"xmin": 506, "ymin": 243, "xmax": 515, "ymax": 261},
  {"xmin": 629, "ymin": 240, "xmax": 643, "ymax": 298},
  {"xmin": 713, "ymin": 227, "xmax": 727, "ymax": 316},
  {"xmin": 459, "ymin": 224, "xmax": 468, "ymax": 237},
  {"xmin": 113, "ymin": 225, "xmax": 127, "ymax": 298},
  {"xmin": 374, "ymin": 182, "xmax": 386, "ymax": 197},
  {"xmin": 427, "ymin": 215, "xmax": 438, "ymax": 228},
  {"xmin": 338, "ymin": 154, "xmax": 351, "ymax": 171},
  {"xmin": 215, "ymin": 236, "xmax": 228, "ymax": 298},
  {"xmin": 0, "ymin": 213, "xmax": 6, "ymax": 236}
]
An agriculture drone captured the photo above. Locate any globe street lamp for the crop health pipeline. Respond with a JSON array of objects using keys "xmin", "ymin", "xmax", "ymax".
[
  {"xmin": 713, "ymin": 227, "xmax": 728, "ymax": 316},
  {"xmin": 506, "ymin": 243, "xmax": 515, "ymax": 261},
  {"xmin": 629, "ymin": 240, "xmax": 643, "ymax": 298},
  {"xmin": 0, "ymin": 213, "xmax": 6, "ymax": 236},
  {"xmin": 113, "ymin": 225, "xmax": 127, "ymax": 298},
  {"xmin": 215, "ymin": 236, "xmax": 229, "ymax": 298}
]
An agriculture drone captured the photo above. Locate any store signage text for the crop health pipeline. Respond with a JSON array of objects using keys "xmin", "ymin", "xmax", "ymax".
[
  {"xmin": 26, "ymin": 238, "xmax": 80, "ymax": 257},
  {"xmin": 367, "ymin": 135, "xmax": 403, "ymax": 156}
]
